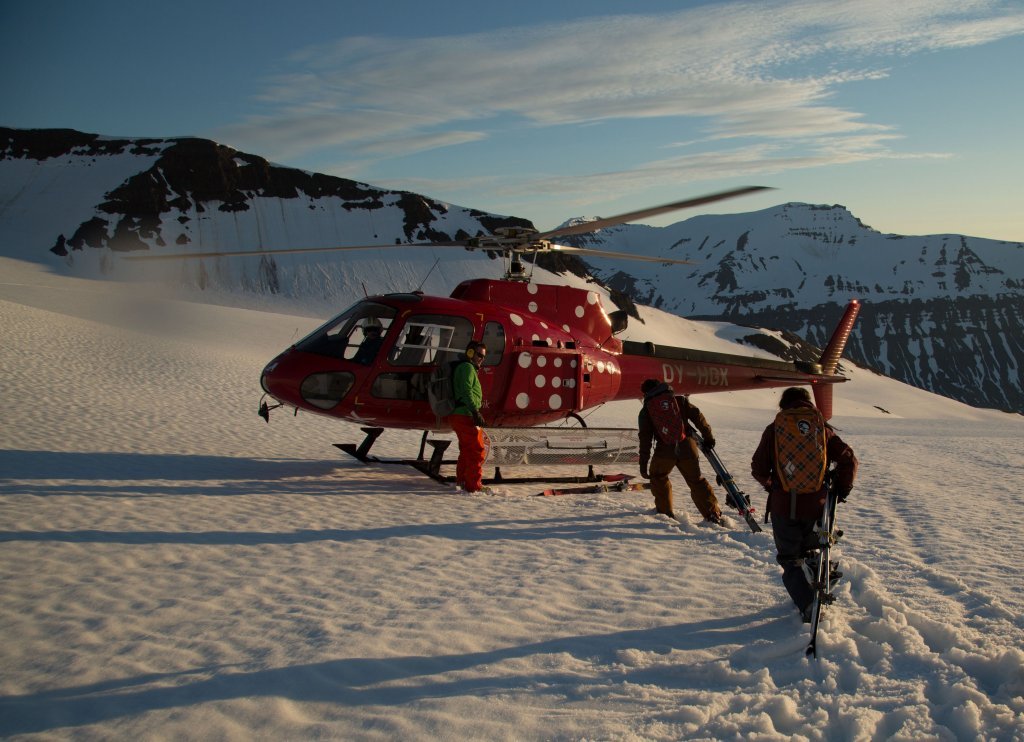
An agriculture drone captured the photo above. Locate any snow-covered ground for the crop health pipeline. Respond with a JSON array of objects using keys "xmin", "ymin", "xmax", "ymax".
[{"xmin": 1, "ymin": 256, "xmax": 1022, "ymax": 740}]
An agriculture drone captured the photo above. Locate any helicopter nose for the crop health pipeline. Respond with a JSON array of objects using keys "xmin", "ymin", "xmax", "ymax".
[
  {"xmin": 297, "ymin": 371, "xmax": 356, "ymax": 410},
  {"xmin": 260, "ymin": 351, "xmax": 355, "ymax": 411}
]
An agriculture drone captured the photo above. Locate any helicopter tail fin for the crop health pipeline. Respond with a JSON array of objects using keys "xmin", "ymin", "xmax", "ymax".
[
  {"xmin": 813, "ymin": 299, "xmax": 861, "ymax": 420},
  {"xmin": 812, "ymin": 384, "xmax": 836, "ymax": 422}
]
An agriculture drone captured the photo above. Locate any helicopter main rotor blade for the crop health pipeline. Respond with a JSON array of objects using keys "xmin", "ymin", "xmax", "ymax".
[
  {"xmin": 536, "ymin": 185, "xmax": 773, "ymax": 241},
  {"xmin": 122, "ymin": 241, "xmax": 469, "ymax": 261},
  {"xmin": 548, "ymin": 244, "xmax": 695, "ymax": 265},
  {"xmin": 122, "ymin": 185, "xmax": 771, "ymax": 262}
]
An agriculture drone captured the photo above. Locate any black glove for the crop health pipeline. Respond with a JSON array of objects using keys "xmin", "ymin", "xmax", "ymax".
[
  {"xmin": 471, "ymin": 410, "xmax": 485, "ymax": 427},
  {"xmin": 836, "ymin": 488, "xmax": 851, "ymax": 503},
  {"xmin": 639, "ymin": 463, "xmax": 649, "ymax": 479},
  {"xmin": 704, "ymin": 436, "xmax": 715, "ymax": 450}
]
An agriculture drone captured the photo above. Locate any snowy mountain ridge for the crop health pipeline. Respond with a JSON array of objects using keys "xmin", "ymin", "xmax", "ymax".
[
  {"xmin": 560, "ymin": 205, "xmax": 1024, "ymax": 412},
  {"xmin": 1, "ymin": 126, "xmax": 1022, "ymax": 412},
  {"xmin": 564, "ymin": 202, "xmax": 1022, "ymax": 312}
]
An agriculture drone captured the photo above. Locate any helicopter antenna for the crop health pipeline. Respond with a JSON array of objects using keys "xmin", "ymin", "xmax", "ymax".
[
  {"xmin": 416, "ymin": 257, "xmax": 442, "ymax": 292},
  {"xmin": 361, "ymin": 281, "xmax": 368, "ymax": 298}
]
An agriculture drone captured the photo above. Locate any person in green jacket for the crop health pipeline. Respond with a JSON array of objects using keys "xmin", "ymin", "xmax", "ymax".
[{"xmin": 448, "ymin": 341, "xmax": 487, "ymax": 492}]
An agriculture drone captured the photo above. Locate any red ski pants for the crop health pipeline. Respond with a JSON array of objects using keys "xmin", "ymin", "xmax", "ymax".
[{"xmin": 448, "ymin": 414, "xmax": 486, "ymax": 492}]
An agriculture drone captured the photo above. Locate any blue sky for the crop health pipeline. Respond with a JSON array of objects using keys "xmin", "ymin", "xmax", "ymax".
[{"xmin": 3, "ymin": 0, "xmax": 1023, "ymax": 240}]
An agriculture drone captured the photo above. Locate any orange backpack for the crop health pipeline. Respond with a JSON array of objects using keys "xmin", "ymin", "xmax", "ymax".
[{"xmin": 773, "ymin": 406, "xmax": 827, "ymax": 495}]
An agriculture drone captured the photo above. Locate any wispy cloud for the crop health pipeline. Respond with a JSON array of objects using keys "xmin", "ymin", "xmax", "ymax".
[
  {"xmin": 486, "ymin": 137, "xmax": 950, "ymax": 200},
  {"xmin": 358, "ymin": 130, "xmax": 487, "ymax": 156},
  {"xmin": 216, "ymin": 0, "xmax": 1024, "ymax": 181},
  {"xmin": 387, "ymin": 136, "xmax": 951, "ymax": 210}
]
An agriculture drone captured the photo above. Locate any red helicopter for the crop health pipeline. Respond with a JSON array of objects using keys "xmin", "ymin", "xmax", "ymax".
[{"xmin": 135, "ymin": 186, "xmax": 861, "ymax": 481}]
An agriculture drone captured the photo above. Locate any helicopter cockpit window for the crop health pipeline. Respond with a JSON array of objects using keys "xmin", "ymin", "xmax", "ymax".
[
  {"xmin": 347, "ymin": 317, "xmax": 390, "ymax": 365},
  {"xmin": 388, "ymin": 315, "xmax": 473, "ymax": 366},
  {"xmin": 294, "ymin": 302, "xmax": 396, "ymax": 362}
]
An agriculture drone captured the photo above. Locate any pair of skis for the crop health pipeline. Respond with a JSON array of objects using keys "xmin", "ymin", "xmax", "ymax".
[
  {"xmin": 686, "ymin": 427, "xmax": 763, "ymax": 533},
  {"xmin": 806, "ymin": 485, "xmax": 842, "ymax": 658},
  {"xmin": 536, "ymin": 473, "xmax": 648, "ymax": 497},
  {"xmin": 538, "ymin": 435, "xmax": 763, "ymax": 536}
]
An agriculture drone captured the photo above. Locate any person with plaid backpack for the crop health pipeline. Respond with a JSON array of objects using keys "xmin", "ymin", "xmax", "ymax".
[{"xmin": 751, "ymin": 387, "xmax": 858, "ymax": 621}]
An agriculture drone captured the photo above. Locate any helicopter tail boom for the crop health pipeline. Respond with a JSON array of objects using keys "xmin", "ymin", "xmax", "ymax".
[{"xmin": 615, "ymin": 300, "xmax": 861, "ymax": 419}]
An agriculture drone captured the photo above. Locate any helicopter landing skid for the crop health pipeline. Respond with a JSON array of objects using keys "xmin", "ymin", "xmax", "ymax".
[
  {"xmin": 334, "ymin": 427, "xmax": 456, "ymax": 483},
  {"xmin": 334, "ymin": 426, "xmax": 635, "ymax": 486}
]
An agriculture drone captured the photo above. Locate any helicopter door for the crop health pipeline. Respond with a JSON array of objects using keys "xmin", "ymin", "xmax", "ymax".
[
  {"xmin": 502, "ymin": 349, "xmax": 581, "ymax": 414},
  {"xmin": 371, "ymin": 315, "xmax": 474, "ymax": 401},
  {"xmin": 387, "ymin": 316, "xmax": 474, "ymax": 366}
]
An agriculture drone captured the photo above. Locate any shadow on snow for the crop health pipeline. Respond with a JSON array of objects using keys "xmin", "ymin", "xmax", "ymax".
[{"xmin": 0, "ymin": 610, "xmax": 778, "ymax": 736}]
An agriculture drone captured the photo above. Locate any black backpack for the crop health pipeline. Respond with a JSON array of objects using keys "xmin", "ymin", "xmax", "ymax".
[{"xmin": 427, "ymin": 358, "xmax": 464, "ymax": 419}]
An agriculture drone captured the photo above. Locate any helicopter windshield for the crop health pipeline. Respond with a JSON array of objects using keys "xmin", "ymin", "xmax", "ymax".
[{"xmin": 294, "ymin": 302, "xmax": 397, "ymax": 363}]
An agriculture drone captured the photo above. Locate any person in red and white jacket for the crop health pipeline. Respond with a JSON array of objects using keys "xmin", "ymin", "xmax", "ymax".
[{"xmin": 638, "ymin": 379, "xmax": 724, "ymax": 524}]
